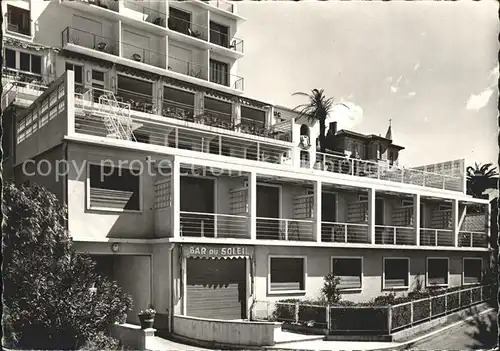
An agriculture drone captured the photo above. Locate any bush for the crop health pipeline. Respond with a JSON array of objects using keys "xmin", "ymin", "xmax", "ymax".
[
  {"xmin": 79, "ymin": 332, "xmax": 121, "ymax": 350},
  {"xmin": 321, "ymin": 273, "xmax": 342, "ymax": 304},
  {"xmin": 2, "ymin": 183, "xmax": 133, "ymax": 350}
]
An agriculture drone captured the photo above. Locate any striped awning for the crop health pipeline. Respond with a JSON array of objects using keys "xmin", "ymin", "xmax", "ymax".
[
  {"xmin": 61, "ymin": 50, "xmax": 113, "ymax": 68},
  {"xmin": 116, "ymin": 64, "xmax": 160, "ymax": 81},
  {"xmin": 4, "ymin": 37, "xmax": 60, "ymax": 52}
]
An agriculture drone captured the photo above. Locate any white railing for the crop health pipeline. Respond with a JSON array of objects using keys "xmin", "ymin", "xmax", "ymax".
[
  {"xmin": 419, "ymin": 228, "xmax": 454, "ymax": 247},
  {"xmin": 375, "ymin": 225, "xmax": 416, "ymax": 245},
  {"xmin": 458, "ymin": 231, "xmax": 488, "ymax": 248},
  {"xmin": 390, "ymin": 284, "xmax": 493, "ymax": 332},
  {"xmin": 313, "ymin": 152, "xmax": 463, "ymax": 192},
  {"xmin": 256, "ymin": 217, "xmax": 314, "ymax": 241},
  {"xmin": 180, "ymin": 211, "xmax": 250, "ymax": 239},
  {"xmin": 321, "ymin": 222, "xmax": 370, "ymax": 243}
]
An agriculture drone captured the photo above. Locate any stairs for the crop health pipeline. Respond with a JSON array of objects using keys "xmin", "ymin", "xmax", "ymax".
[{"xmin": 98, "ymin": 93, "xmax": 137, "ymax": 141}]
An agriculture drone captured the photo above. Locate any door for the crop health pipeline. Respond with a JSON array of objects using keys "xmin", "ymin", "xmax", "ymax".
[
  {"xmin": 180, "ymin": 177, "xmax": 215, "ymax": 237},
  {"xmin": 186, "ymin": 258, "xmax": 246, "ymax": 320},
  {"xmin": 375, "ymin": 199, "xmax": 385, "ymax": 225},
  {"xmin": 256, "ymin": 185, "xmax": 280, "ymax": 240},
  {"xmin": 321, "ymin": 192, "xmax": 339, "ymax": 241},
  {"xmin": 91, "ymin": 69, "xmax": 105, "ymax": 102}
]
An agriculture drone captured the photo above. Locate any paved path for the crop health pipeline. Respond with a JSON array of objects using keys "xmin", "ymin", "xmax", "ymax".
[
  {"xmin": 409, "ymin": 309, "xmax": 498, "ymax": 350},
  {"xmin": 148, "ymin": 336, "xmax": 210, "ymax": 350}
]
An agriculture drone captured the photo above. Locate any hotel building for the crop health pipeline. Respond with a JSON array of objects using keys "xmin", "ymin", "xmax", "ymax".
[{"xmin": 1, "ymin": 0, "xmax": 491, "ymax": 325}]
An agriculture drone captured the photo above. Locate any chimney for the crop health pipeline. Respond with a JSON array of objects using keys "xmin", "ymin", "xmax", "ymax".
[{"xmin": 328, "ymin": 122, "xmax": 337, "ymax": 136}]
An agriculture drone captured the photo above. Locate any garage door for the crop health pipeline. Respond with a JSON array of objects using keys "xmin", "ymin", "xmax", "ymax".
[{"xmin": 186, "ymin": 258, "xmax": 246, "ymax": 320}]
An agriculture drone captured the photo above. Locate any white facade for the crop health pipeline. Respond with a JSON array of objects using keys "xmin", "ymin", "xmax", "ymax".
[{"xmin": 2, "ymin": 0, "xmax": 491, "ymax": 324}]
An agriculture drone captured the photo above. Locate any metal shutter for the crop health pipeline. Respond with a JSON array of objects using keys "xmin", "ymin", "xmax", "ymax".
[{"xmin": 186, "ymin": 258, "xmax": 246, "ymax": 320}]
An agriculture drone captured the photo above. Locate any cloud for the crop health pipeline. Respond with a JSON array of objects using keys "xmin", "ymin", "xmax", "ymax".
[
  {"xmin": 390, "ymin": 75, "xmax": 404, "ymax": 93},
  {"xmin": 413, "ymin": 63, "xmax": 420, "ymax": 71},
  {"xmin": 408, "ymin": 92, "xmax": 416, "ymax": 97},
  {"xmin": 466, "ymin": 88, "xmax": 494, "ymax": 111},
  {"xmin": 328, "ymin": 102, "xmax": 364, "ymax": 130},
  {"xmin": 423, "ymin": 116, "xmax": 429, "ymax": 122},
  {"xmin": 489, "ymin": 64, "xmax": 499, "ymax": 80}
]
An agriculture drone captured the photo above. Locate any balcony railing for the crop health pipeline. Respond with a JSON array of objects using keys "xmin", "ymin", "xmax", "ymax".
[
  {"xmin": 122, "ymin": 42, "xmax": 167, "ymax": 69},
  {"xmin": 115, "ymin": 88, "xmax": 156, "ymax": 113},
  {"xmin": 168, "ymin": 15, "xmax": 209, "ymax": 41},
  {"xmin": 122, "ymin": 0, "xmax": 166, "ymax": 27},
  {"xmin": 1, "ymin": 69, "xmax": 48, "ymax": 110},
  {"xmin": 75, "ymin": 0, "xmax": 119, "ymax": 11},
  {"xmin": 168, "ymin": 56, "xmax": 244, "ymax": 90},
  {"xmin": 314, "ymin": 152, "xmax": 463, "ymax": 192},
  {"xmin": 203, "ymin": 0, "xmax": 235, "ymax": 13},
  {"xmin": 458, "ymin": 231, "xmax": 488, "ymax": 248},
  {"xmin": 62, "ymin": 27, "xmax": 119, "ymax": 56},
  {"xmin": 375, "ymin": 225, "xmax": 416, "ymax": 245},
  {"xmin": 209, "ymin": 27, "xmax": 244, "ymax": 53},
  {"xmin": 256, "ymin": 217, "xmax": 314, "ymax": 241},
  {"xmin": 180, "ymin": 211, "xmax": 250, "ymax": 239},
  {"xmin": 420, "ymin": 228, "xmax": 454, "ymax": 247},
  {"xmin": 321, "ymin": 222, "xmax": 370, "ymax": 244}
]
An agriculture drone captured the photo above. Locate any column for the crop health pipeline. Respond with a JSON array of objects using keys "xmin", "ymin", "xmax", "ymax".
[
  {"xmin": 194, "ymin": 91, "xmax": 204, "ymax": 117},
  {"xmin": 486, "ymin": 203, "xmax": 491, "ymax": 248},
  {"xmin": 413, "ymin": 194, "xmax": 420, "ymax": 246},
  {"xmin": 171, "ymin": 158, "xmax": 180, "ymax": 238},
  {"xmin": 314, "ymin": 180, "xmax": 322, "ymax": 242},
  {"xmin": 368, "ymin": 188, "xmax": 376, "ymax": 244},
  {"xmin": 248, "ymin": 172, "xmax": 257, "ymax": 240},
  {"xmin": 65, "ymin": 70, "xmax": 75, "ymax": 135},
  {"xmin": 452, "ymin": 199, "xmax": 459, "ymax": 247}
]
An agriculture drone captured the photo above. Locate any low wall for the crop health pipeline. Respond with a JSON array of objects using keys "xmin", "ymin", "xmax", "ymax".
[
  {"xmin": 110, "ymin": 323, "xmax": 156, "ymax": 350},
  {"xmin": 172, "ymin": 315, "xmax": 278, "ymax": 347}
]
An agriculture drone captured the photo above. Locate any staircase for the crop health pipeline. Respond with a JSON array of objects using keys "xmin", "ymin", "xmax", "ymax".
[{"xmin": 98, "ymin": 92, "xmax": 137, "ymax": 141}]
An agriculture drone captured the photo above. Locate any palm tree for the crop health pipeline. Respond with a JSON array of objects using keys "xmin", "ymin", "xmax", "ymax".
[
  {"xmin": 292, "ymin": 89, "xmax": 349, "ymax": 153},
  {"xmin": 466, "ymin": 162, "xmax": 499, "ymax": 198}
]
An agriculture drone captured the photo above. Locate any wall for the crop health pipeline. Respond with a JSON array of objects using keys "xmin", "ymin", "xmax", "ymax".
[
  {"xmin": 121, "ymin": 24, "xmax": 163, "ymax": 67},
  {"xmin": 173, "ymin": 315, "xmax": 276, "ymax": 347},
  {"xmin": 252, "ymin": 245, "xmax": 489, "ymax": 304},
  {"xmin": 14, "ymin": 144, "xmax": 65, "ymax": 202},
  {"xmin": 66, "ymin": 143, "xmax": 155, "ymax": 241}
]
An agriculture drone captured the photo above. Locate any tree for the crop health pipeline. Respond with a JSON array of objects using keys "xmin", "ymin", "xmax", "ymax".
[
  {"xmin": 293, "ymin": 89, "xmax": 349, "ymax": 153},
  {"xmin": 466, "ymin": 162, "xmax": 498, "ymax": 198},
  {"xmin": 2, "ymin": 183, "xmax": 133, "ymax": 350}
]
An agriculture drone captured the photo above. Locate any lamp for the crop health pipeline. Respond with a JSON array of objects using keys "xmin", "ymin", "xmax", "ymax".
[{"xmin": 111, "ymin": 243, "xmax": 120, "ymax": 253}]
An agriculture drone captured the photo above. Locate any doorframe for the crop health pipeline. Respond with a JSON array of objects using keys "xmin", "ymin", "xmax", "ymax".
[{"xmin": 307, "ymin": 189, "xmax": 339, "ymax": 222}]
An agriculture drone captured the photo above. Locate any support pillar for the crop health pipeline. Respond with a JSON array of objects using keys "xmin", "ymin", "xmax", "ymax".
[
  {"xmin": 413, "ymin": 194, "xmax": 420, "ymax": 246},
  {"xmin": 65, "ymin": 70, "xmax": 75, "ymax": 135},
  {"xmin": 248, "ymin": 172, "xmax": 257, "ymax": 240},
  {"xmin": 368, "ymin": 188, "xmax": 376, "ymax": 244},
  {"xmin": 171, "ymin": 158, "xmax": 180, "ymax": 238},
  {"xmin": 452, "ymin": 199, "xmax": 459, "ymax": 247},
  {"xmin": 314, "ymin": 180, "xmax": 322, "ymax": 242}
]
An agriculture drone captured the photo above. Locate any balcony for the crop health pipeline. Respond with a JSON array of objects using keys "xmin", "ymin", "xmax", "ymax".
[
  {"xmin": 121, "ymin": 0, "xmax": 167, "ymax": 31},
  {"xmin": 458, "ymin": 231, "xmax": 488, "ymax": 248},
  {"xmin": 2, "ymin": 68, "xmax": 48, "ymax": 110},
  {"xmin": 321, "ymin": 222, "xmax": 369, "ymax": 244},
  {"xmin": 200, "ymin": 0, "xmax": 235, "ymax": 14},
  {"xmin": 314, "ymin": 152, "xmax": 463, "ymax": 192},
  {"xmin": 256, "ymin": 218, "xmax": 314, "ymax": 241},
  {"xmin": 166, "ymin": 12, "xmax": 244, "ymax": 57},
  {"xmin": 420, "ymin": 228, "xmax": 454, "ymax": 247}
]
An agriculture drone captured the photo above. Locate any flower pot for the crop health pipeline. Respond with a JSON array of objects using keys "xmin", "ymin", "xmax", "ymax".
[{"xmin": 138, "ymin": 314, "xmax": 155, "ymax": 329}]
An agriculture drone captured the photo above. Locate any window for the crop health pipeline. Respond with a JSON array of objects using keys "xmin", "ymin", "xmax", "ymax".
[
  {"xmin": 210, "ymin": 21, "xmax": 229, "ymax": 47},
  {"xmin": 209, "ymin": 59, "xmax": 229, "ymax": 87},
  {"xmin": 88, "ymin": 164, "xmax": 141, "ymax": 211},
  {"xmin": 332, "ymin": 257, "xmax": 362, "ymax": 290},
  {"xmin": 168, "ymin": 7, "xmax": 190, "ymax": 35},
  {"xmin": 268, "ymin": 256, "xmax": 306, "ymax": 293},
  {"xmin": 383, "ymin": 258, "xmax": 409, "ymax": 289},
  {"xmin": 463, "ymin": 258, "xmax": 482, "ymax": 285},
  {"xmin": 19, "ymin": 52, "xmax": 41, "ymax": 75},
  {"xmin": 241, "ymin": 106, "xmax": 266, "ymax": 126},
  {"xmin": 5, "ymin": 49, "xmax": 16, "ymax": 69},
  {"xmin": 426, "ymin": 258, "xmax": 449, "ymax": 287},
  {"xmin": 7, "ymin": 5, "xmax": 31, "ymax": 36},
  {"xmin": 65, "ymin": 63, "xmax": 84, "ymax": 87}
]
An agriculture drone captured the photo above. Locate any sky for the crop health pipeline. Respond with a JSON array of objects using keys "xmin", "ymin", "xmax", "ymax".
[{"xmin": 235, "ymin": 0, "xmax": 499, "ymax": 169}]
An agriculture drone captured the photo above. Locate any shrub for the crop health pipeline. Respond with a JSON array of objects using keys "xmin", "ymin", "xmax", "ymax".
[
  {"xmin": 2, "ymin": 183, "xmax": 133, "ymax": 350},
  {"xmin": 321, "ymin": 273, "xmax": 342, "ymax": 304},
  {"xmin": 79, "ymin": 332, "xmax": 121, "ymax": 350}
]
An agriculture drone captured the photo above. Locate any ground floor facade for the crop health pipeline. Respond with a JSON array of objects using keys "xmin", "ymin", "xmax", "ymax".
[{"xmin": 74, "ymin": 241, "xmax": 490, "ymax": 324}]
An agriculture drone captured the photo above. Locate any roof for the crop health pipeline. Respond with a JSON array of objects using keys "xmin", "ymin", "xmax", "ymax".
[{"xmin": 334, "ymin": 129, "xmax": 405, "ymax": 150}]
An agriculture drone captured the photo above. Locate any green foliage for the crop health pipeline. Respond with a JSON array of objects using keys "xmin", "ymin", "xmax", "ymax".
[
  {"xmin": 2, "ymin": 183, "xmax": 133, "ymax": 350},
  {"xmin": 78, "ymin": 332, "xmax": 121, "ymax": 351},
  {"xmin": 321, "ymin": 273, "xmax": 342, "ymax": 304}
]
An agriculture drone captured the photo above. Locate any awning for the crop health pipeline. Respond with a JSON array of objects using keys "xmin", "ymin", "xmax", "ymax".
[
  {"xmin": 182, "ymin": 244, "xmax": 254, "ymax": 259},
  {"xmin": 61, "ymin": 50, "xmax": 113, "ymax": 68},
  {"xmin": 116, "ymin": 64, "xmax": 159, "ymax": 81}
]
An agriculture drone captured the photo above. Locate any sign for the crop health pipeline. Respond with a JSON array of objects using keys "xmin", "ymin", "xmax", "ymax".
[{"xmin": 183, "ymin": 245, "xmax": 254, "ymax": 259}]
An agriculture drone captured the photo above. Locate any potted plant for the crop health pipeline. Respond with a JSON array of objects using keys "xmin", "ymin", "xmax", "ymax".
[{"xmin": 138, "ymin": 306, "xmax": 156, "ymax": 329}]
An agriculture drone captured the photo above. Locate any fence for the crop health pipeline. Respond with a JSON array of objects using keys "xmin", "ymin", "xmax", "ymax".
[{"xmin": 253, "ymin": 284, "xmax": 494, "ymax": 335}]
